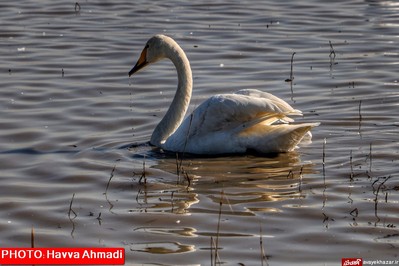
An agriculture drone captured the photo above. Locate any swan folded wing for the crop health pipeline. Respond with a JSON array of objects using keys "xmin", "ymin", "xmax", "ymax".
[
  {"xmin": 234, "ymin": 89, "xmax": 302, "ymax": 115},
  {"xmin": 187, "ymin": 90, "xmax": 301, "ymax": 136}
]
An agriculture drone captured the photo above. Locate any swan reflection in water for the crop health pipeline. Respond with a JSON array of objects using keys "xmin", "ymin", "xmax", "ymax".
[
  {"xmin": 124, "ymin": 150, "xmax": 316, "ymax": 256},
  {"xmin": 129, "ymin": 149, "xmax": 315, "ymax": 215}
]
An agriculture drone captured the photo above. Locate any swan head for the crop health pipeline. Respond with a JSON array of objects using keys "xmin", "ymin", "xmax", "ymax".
[{"xmin": 128, "ymin": 35, "xmax": 171, "ymax": 77}]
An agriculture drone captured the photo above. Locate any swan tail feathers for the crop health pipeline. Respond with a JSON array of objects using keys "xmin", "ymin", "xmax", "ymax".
[{"xmin": 238, "ymin": 122, "xmax": 319, "ymax": 153}]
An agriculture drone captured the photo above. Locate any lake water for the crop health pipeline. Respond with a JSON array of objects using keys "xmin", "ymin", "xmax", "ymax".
[{"xmin": 1, "ymin": 0, "xmax": 398, "ymax": 265}]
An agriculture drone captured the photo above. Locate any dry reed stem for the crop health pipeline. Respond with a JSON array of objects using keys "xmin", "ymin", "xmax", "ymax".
[
  {"xmin": 215, "ymin": 191, "xmax": 223, "ymax": 265},
  {"xmin": 322, "ymin": 138, "xmax": 326, "ymax": 167},
  {"xmin": 369, "ymin": 142, "xmax": 373, "ymax": 173},
  {"xmin": 211, "ymin": 190, "xmax": 224, "ymax": 266},
  {"xmin": 175, "ymin": 153, "xmax": 193, "ymax": 188},
  {"xmin": 322, "ymin": 139, "xmax": 328, "ymax": 212},
  {"xmin": 210, "ymin": 236, "xmax": 221, "ymax": 266},
  {"xmin": 31, "ymin": 226, "xmax": 35, "ymax": 248},
  {"xmin": 210, "ymin": 236, "xmax": 213, "ymax": 266},
  {"xmin": 349, "ymin": 150, "xmax": 354, "ymax": 181},
  {"xmin": 176, "ymin": 113, "xmax": 194, "ymax": 181},
  {"xmin": 329, "ymin": 40, "xmax": 336, "ymax": 72},
  {"xmin": 175, "ymin": 153, "xmax": 180, "ymax": 179},
  {"xmin": 184, "ymin": 171, "xmax": 191, "ymax": 189},
  {"xmin": 298, "ymin": 165, "xmax": 304, "ymax": 192},
  {"xmin": 287, "ymin": 170, "xmax": 294, "ymax": 179},
  {"xmin": 175, "ymin": 153, "xmax": 184, "ymax": 184},
  {"xmin": 322, "ymin": 138, "xmax": 327, "ymax": 181},
  {"xmin": 285, "ymin": 52, "xmax": 296, "ymax": 82},
  {"xmin": 260, "ymin": 226, "xmax": 268, "ymax": 266},
  {"xmin": 358, "ymin": 100, "xmax": 362, "ymax": 133}
]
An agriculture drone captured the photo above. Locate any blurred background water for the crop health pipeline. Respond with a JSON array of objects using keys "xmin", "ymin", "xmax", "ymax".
[{"xmin": 1, "ymin": 0, "xmax": 398, "ymax": 265}]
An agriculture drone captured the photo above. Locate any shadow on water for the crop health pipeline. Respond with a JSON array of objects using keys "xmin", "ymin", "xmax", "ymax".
[{"xmin": 0, "ymin": 147, "xmax": 79, "ymax": 155}]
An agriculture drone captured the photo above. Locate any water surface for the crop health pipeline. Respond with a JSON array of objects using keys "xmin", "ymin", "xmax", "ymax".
[{"xmin": 1, "ymin": 0, "xmax": 398, "ymax": 265}]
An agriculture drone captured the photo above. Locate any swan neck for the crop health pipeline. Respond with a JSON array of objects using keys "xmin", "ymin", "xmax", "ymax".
[{"xmin": 150, "ymin": 42, "xmax": 192, "ymax": 146}]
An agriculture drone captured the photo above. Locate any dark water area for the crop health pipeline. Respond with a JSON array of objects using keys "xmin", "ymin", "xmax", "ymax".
[{"xmin": 1, "ymin": 0, "xmax": 398, "ymax": 265}]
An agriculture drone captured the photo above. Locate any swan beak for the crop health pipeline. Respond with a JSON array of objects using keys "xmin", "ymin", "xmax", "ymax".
[{"xmin": 128, "ymin": 46, "xmax": 148, "ymax": 77}]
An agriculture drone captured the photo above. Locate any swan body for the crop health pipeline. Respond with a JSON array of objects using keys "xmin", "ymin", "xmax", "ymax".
[{"xmin": 129, "ymin": 35, "xmax": 319, "ymax": 155}]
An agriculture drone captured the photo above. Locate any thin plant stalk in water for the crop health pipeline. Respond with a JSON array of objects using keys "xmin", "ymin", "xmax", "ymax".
[
  {"xmin": 260, "ymin": 226, "xmax": 268, "ymax": 266},
  {"xmin": 285, "ymin": 52, "xmax": 296, "ymax": 82}
]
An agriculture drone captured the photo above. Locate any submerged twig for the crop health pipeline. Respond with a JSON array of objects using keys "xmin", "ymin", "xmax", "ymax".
[
  {"xmin": 373, "ymin": 175, "xmax": 393, "ymax": 225},
  {"xmin": 329, "ymin": 41, "xmax": 336, "ymax": 59},
  {"xmin": 350, "ymin": 208, "xmax": 359, "ymax": 217},
  {"xmin": 298, "ymin": 165, "xmax": 304, "ymax": 192},
  {"xmin": 68, "ymin": 193, "xmax": 77, "ymax": 220},
  {"xmin": 322, "ymin": 212, "xmax": 330, "ymax": 228},
  {"xmin": 96, "ymin": 213, "xmax": 102, "ymax": 226},
  {"xmin": 68, "ymin": 193, "xmax": 77, "ymax": 238},
  {"xmin": 372, "ymin": 176, "xmax": 392, "ymax": 196},
  {"xmin": 105, "ymin": 164, "xmax": 117, "ymax": 194},
  {"xmin": 329, "ymin": 41, "xmax": 336, "ymax": 69},
  {"xmin": 350, "ymin": 208, "xmax": 359, "ymax": 226},
  {"xmin": 104, "ymin": 162, "xmax": 119, "ymax": 213},
  {"xmin": 74, "ymin": 2, "xmax": 81, "ymax": 13},
  {"xmin": 139, "ymin": 155, "xmax": 147, "ymax": 184}
]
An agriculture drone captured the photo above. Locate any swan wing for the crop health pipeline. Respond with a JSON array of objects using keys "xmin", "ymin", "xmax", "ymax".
[
  {"xmin": 234, "ymin": 89, "xmax": 302, "ymax": 115},
  {"xmin": 163, "ymin": 89, "xmax": 315, "ymax": 153},
  {"xmin": 189, "ymin": 89, "xmax": 301, "ymax": 136}
]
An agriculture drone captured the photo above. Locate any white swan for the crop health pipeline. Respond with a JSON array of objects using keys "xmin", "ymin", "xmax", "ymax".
[{"xmin": 129, "ymin": 34, "xmax": 319, "ymax": 155}]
